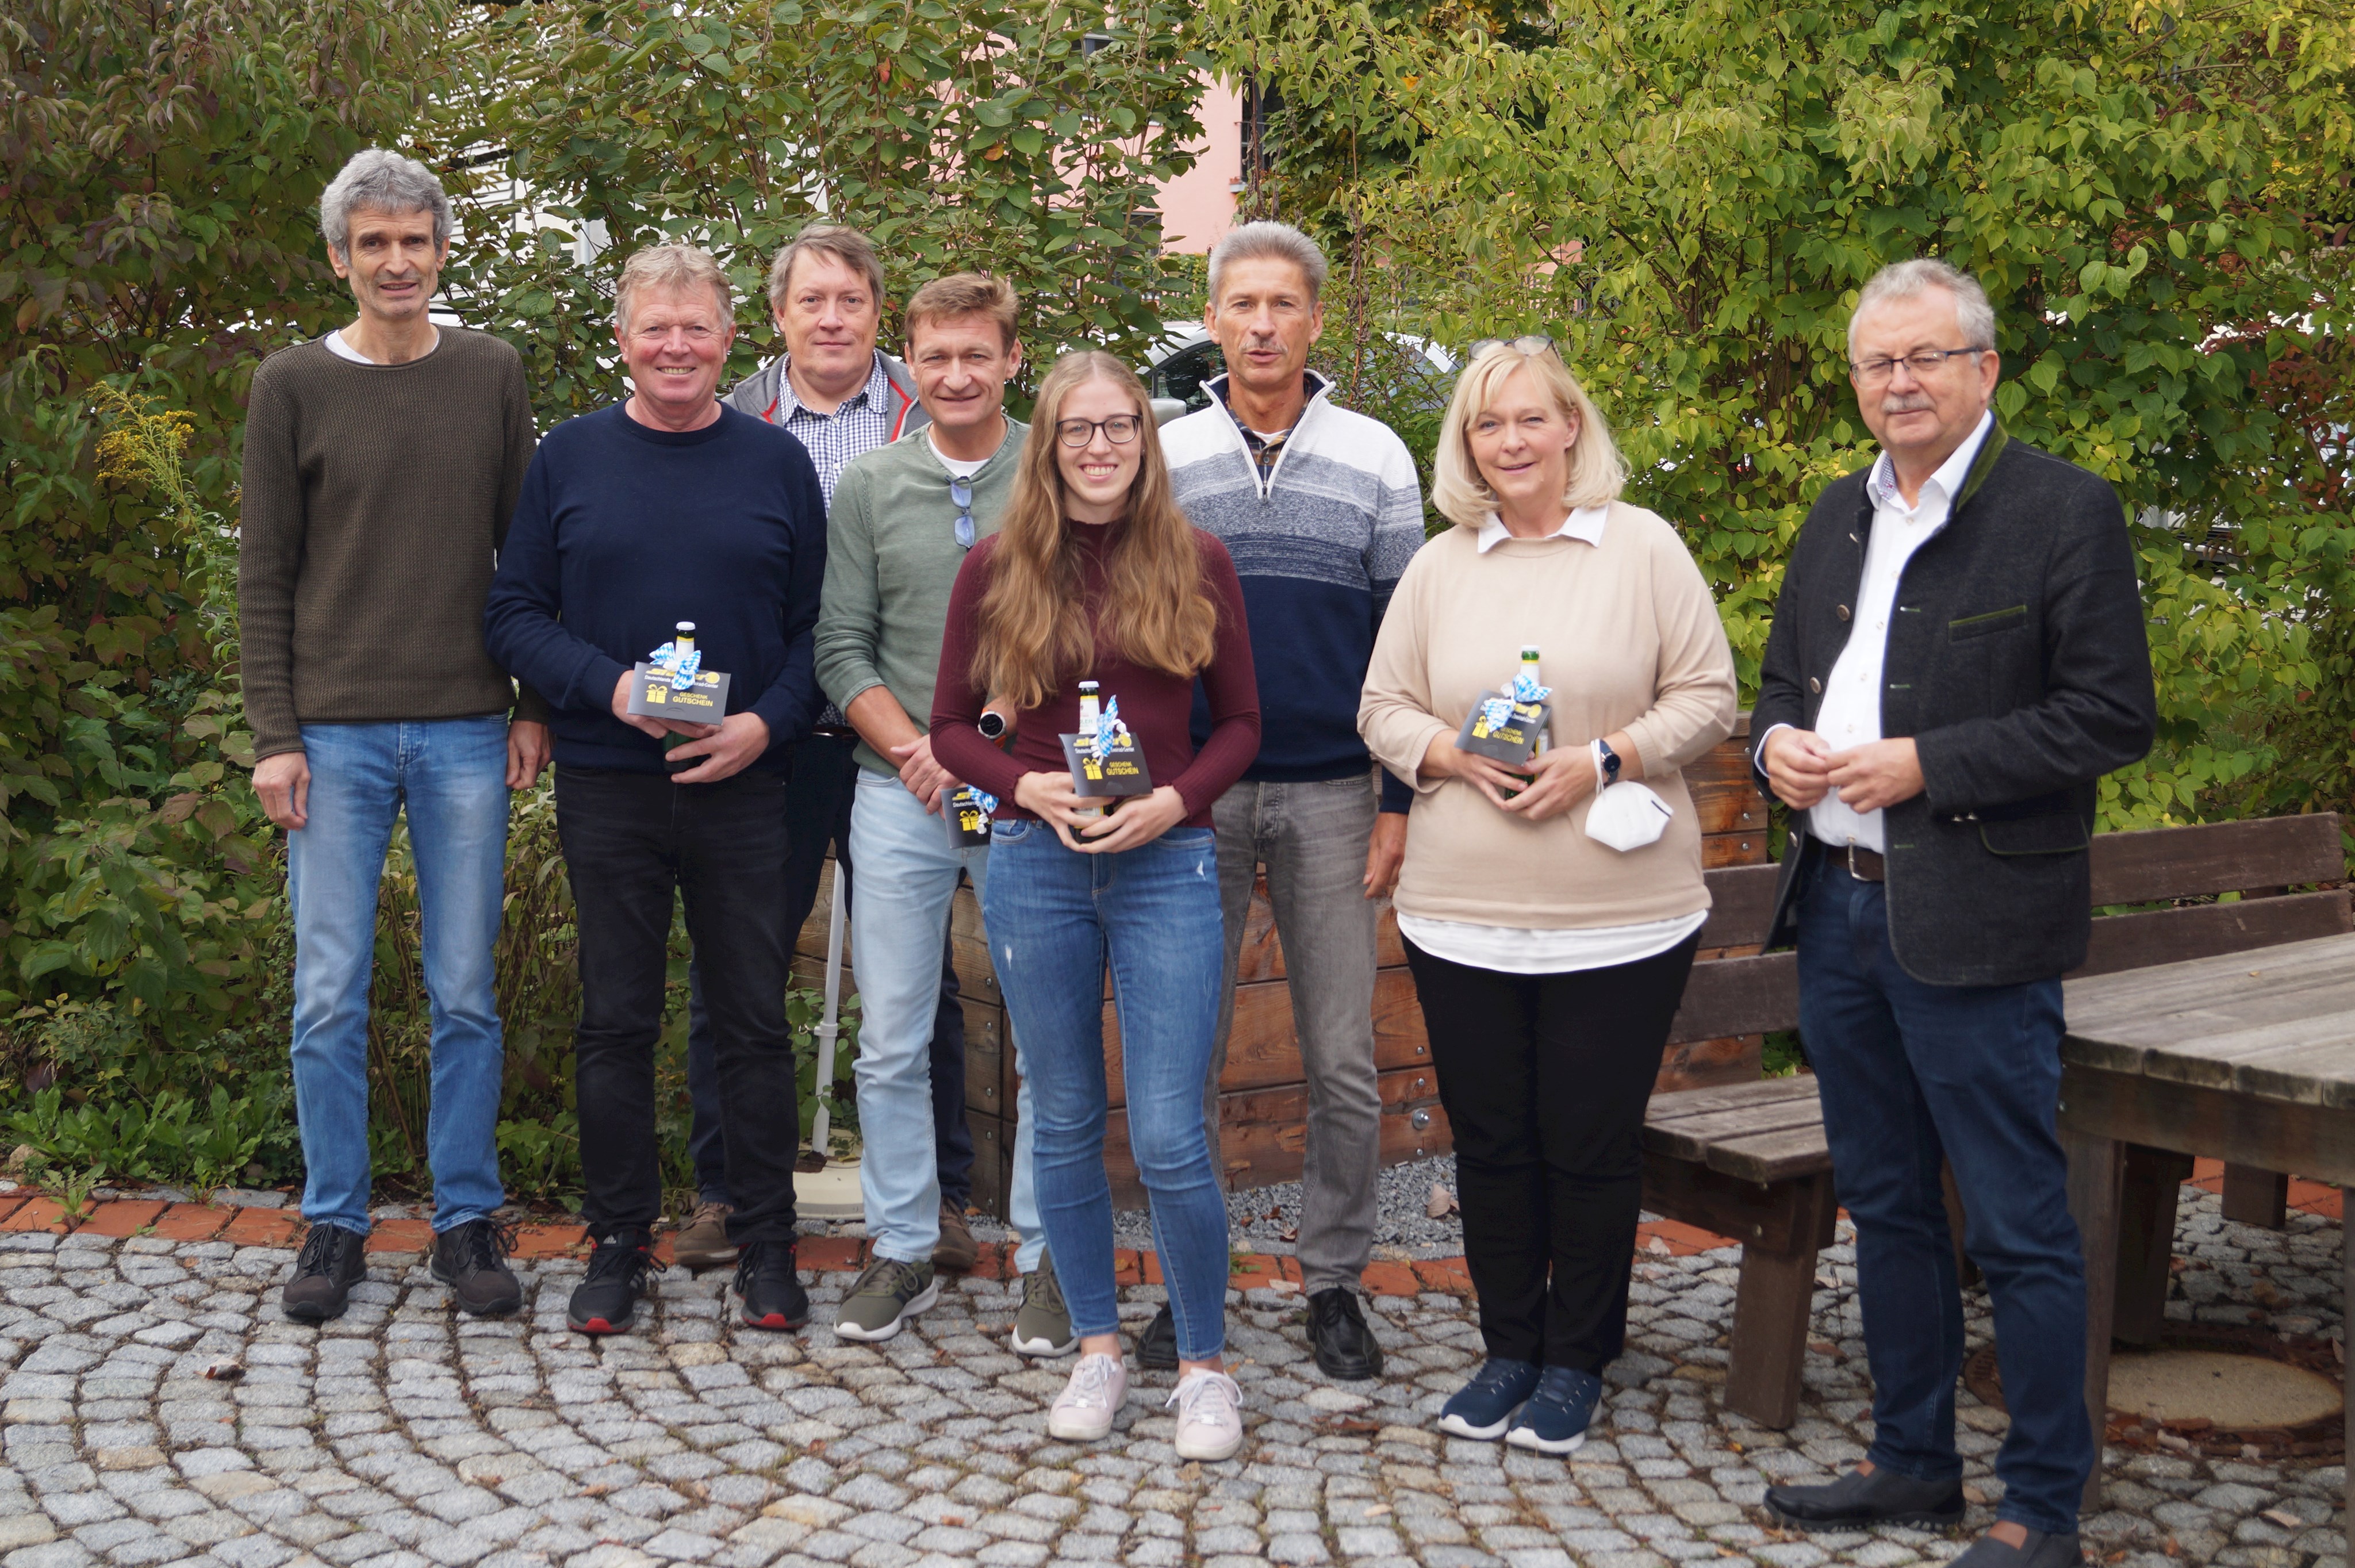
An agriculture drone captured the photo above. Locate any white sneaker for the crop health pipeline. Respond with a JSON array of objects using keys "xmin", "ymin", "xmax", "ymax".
[
  {"xmin": 1046, "ymin": 1352, "xmax": 1127, "ymax": 1442},
  {"xmin": 1167, "ymin": 1367, "xmax": 1245, "ymax": 1461}
]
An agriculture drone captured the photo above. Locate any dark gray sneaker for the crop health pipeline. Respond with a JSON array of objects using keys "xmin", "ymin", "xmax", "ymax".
[
  {"xmin": 430, "ymin": 1218, "xmax": 523, "ymax": 1317},
  {"xmin": 1765, "ymin": 1465, "xmax": 1966, "ymax": 1531},
  {"xmin": 1012, "ymin": 1249, "xmax": 1077, "ymax": 1357},
  {"xmin": 283, "ymin": 1223, "xmax": 367, "ymax": 1322},
  {"xmin": 834, "ymin": 1256, "xmax": 938, "ymax": 1342},
  {"xmin": 1947, "ymin": 1531, "xmax": 2084, "ymax": 1568}
]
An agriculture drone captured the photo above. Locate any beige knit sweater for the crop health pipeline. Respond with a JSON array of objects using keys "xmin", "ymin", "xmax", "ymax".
[{"xmin": 1358, "ymin": 503, "xmax": 1739, "ymax": 929}]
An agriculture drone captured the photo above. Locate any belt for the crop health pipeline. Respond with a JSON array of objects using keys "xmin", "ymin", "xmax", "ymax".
[{"xmin": 1841, "ymin": 843, "xmax": 1886, "ymax": 883}]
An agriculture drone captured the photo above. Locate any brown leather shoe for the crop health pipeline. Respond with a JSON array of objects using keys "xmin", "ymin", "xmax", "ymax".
[
  {"xmin": 672, "ymin": 1198, "xmax": 737, "ymax": 1271},
  {"xmin": 933, "ymin": 1201, "xmax": 981, "ymax": 1272}
]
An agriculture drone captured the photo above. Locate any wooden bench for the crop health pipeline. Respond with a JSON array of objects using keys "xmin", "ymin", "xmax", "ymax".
[{"xmin": 1651, "ymin": 812, "xmax": 2349, "ymax": 1431}]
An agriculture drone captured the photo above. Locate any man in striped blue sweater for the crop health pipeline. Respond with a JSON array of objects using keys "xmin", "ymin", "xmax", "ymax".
[{"xmin": 1159, "ymin": 221, "xmax": 1426, "ymax": 1382}]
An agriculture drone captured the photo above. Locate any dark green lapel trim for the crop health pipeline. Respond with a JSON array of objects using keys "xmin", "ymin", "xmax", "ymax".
[{"xmin": 1954, "ymin": 420, "xmax": 2011, "ymax": 512}]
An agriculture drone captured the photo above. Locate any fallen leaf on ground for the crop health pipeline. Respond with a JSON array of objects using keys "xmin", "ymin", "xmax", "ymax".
[
  {"xmin": 1425, "ymin": 1184, "xmax": 1458, "ymax": 1218},
  {"xmin": 2263, "ymin": 1509, "xmax": 2303, "ymax": 1529},
  {"xmin": 204, "ymin": 1361, "xmax": 243, "ymax": 1381}
]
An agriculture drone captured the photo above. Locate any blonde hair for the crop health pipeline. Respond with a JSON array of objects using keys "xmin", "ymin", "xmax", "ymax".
[
  {"xmin": 970, "ymin": 352, "xmax": 1219, "ymax": 710},
  {"xmin": 1430, "ymin": 345, "xmax": 1627, "ymax": 528},
  {"xmin": 905, "ymin": 272, "xmax": 1019, "ymax": 351},
  {"xmin": 613, "ymin": 244, "xmax": 732, "ymax": 335}
]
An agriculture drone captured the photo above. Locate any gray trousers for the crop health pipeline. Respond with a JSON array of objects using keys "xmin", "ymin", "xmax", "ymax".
[{"xmin": 1206, "ymin": 776, "xmax": 1384, "ymax": 1295}]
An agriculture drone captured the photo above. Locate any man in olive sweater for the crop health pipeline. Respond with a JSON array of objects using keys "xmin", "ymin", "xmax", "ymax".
[
  {"xmin": 238, "ymin": 149, "xmax": 547, "ymax": 1325},
  {"xmin": 812, "ymin": 273, "xmax": 1063, "ymax": 1352}
]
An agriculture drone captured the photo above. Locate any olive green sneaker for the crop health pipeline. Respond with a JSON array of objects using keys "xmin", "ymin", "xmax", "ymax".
[
  {"xmin": 1012, "ymin": 1248, "xmax": 1077, "ymax": 1358},
  {"xmin": 833, "ymin": 1256, "xmax": 938, "ymax": 1343}
]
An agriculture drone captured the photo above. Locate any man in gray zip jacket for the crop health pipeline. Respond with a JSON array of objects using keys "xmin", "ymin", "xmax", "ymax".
[
  {"xmin": 1160, "ymin": 221, "xmax": 1425, "ymax": 1381},
  {"xmin": 1751, "ymin": 259, "xmax": 2155, "ymax": 1568}
]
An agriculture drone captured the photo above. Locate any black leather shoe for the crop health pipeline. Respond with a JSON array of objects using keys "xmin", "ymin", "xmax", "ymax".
[
  {"xmin": 568, "ymin": 1229, "xmax": 656, "ymax": 1335},
  {"xmin": 1765, "ymin": 1465, "xmax": 1966, "ymax": 1531},
  {"xmin": 1136, "ymin": 1301, "xmax": 1179, "ymax": 1370},
  {"xmin": 431, "ymin": 1218, "xmax": 522, "ymax": 1317},
  {"xmin": 1949, "ymin": 1530, "xmax": 2083, "ymax": 1568},
  {"xmin": 734, "ymin": 1239, "xmax": 810, "ymax": 1331},
  {"xmin": 1306, "ymin": 1287, "xmax": 1384, "ymax": 1381},
  {"xmin": 283, "ymin": 1224, "xmax": 367, "ymax": 1323}
]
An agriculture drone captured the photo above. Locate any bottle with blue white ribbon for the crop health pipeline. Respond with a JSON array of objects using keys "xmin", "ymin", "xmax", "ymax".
[
  {"xmin": 627, "ymin": 619, "xmax": 734, "ymax": 772},
  {"xmin": 1456, "ymin": 644, "xmax": 1552, "ymax": 769},
  {"xmin": 1060, "ymin": 679, "xmax": 1152, "ymax": 821}
]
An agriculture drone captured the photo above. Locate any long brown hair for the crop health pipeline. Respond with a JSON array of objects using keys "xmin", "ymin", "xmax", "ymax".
[{"xmin": 972, "ymin": 351, "xmax": 1218, "ymax": 709}]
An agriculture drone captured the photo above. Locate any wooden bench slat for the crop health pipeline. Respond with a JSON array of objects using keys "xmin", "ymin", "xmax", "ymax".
[
  {"xmin": 1644, "ymin": 1101, "xmax": 1828, "ymax": 1163},
  {"xmin": 1702, "ymin": 1124, "xmax": 1836, "ymax": 1183},
  {"xmin": 2089, "ymin": 816, "xmax": 2347, "ymax": 906},
  {"xmin": 1646, "ymin": 1076, "xmax": 1821, "ymax": 1123},
  {"xmin": 2067, "ymin": 890, "xmax": 2353, "ymax": 979},
  {"xmin": 1667, "ymin": 949, "xmax": 1800, "ymax": 1046},
  {"xmin": 1697, "ymin": 862, "xmax": 1782, "ymax": 950}
]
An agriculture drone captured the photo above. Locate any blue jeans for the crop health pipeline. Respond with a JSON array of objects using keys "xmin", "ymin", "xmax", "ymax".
[
  {"xmin": 1797, "ymin": 856, "xmax": 2092, "ymax": 1534},
  {"xmin": 847, "ymin": 773, "xmax": 1041, "ymax": 1271},
  {"xmin": 983, "ymin": 820, "xmax": 1230, "ymax": 1360},
  {"xmin": 286, "ymin": 718, "xmax": 511, "ymax": 1235}
]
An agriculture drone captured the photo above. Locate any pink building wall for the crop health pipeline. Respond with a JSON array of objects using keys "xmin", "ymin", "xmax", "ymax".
[{"xmin": 1155, "ymin": 76, "xmax": 1243, "ymax": 255}]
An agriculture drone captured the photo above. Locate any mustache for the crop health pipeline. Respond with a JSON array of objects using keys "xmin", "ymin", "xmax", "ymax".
[{"xmin": 1877, "ymin": 394, "xmax": 1936, "ymax": 413}]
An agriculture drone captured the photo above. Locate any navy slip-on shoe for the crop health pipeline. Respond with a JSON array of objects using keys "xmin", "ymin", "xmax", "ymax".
[
  {"xmin": 1437, "ymin": 1357, "xmax": 1541, "ymax": 1441},
  {"xmin": 1504, "ymin": 1365, "xmax": 1605, "ymax": 1455}
]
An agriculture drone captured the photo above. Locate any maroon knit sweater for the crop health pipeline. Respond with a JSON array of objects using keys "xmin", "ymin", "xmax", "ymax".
[{"xmin": 930, "ymin": 520, "xmax": 1260, "ymax": 827}]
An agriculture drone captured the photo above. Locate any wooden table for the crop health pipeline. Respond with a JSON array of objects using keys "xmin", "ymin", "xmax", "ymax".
[{"xmin": 2061, "ymin": 931, "xmax": 2355, "ymax": 1516}]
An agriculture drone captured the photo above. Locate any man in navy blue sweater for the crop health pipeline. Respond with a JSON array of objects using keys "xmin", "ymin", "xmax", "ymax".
[
  {"xmin": 1163, "ymin": 222, "xmax": 1426, "ymax": 1381},
  {"xmin": 484, "ymin": 245, "xmax": 826, "ymax": 1339}
]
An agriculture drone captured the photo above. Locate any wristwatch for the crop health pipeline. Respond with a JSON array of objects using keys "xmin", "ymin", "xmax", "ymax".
[{"xmin": 1596, "ymin": 738, "xmax": 1622, "ymax": 786}]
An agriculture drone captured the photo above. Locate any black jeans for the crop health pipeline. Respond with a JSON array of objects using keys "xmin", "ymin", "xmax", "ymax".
[
  {"xmin": 556, "ymin": 765, "xmax": 799, "ymax": 1247},
  {"xmin": 684, "ymin": 733, "xmax": 973, "ymax": 1209},
  {"xmin": 1403, "ymin": 933, "xmax": 1700, "ymax": 1370}
]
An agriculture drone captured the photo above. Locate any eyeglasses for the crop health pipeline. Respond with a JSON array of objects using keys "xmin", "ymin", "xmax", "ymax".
[
  {"xmin": 949, "ymin": 477, "xmax": 976, "ymax": 550},
  {"xmin": 1850, "ymin": 347, "xmax": 1987, "ymax": 384},
  {"xmin": 1468, "ymin": 334, "xmax": 1558, "ymax": 361},
  {"xmin": 1055, "ymin": 415, "xmax": 1142, "ymax": 448}
]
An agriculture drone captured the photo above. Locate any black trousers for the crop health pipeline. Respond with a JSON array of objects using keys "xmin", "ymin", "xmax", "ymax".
[
  {"xmin": 557, "ymin": 765, "xmax": 799, "ymax": 1247},
  {"xmin": 682, "ymin": 732, "xmax": 973, "ymax": 1207},
  {"xmin": 1403, "ymin": 932, "xmax": 1700, "ymax": 1370}
]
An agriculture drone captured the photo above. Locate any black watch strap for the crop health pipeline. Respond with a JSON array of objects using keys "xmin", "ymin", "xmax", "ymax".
[{"xmin": 1597, "ymin": 738, "xmax": 1622, "ymax": 784}]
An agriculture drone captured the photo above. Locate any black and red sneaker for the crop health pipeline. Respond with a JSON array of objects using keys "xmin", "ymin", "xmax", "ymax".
[
  {"xmin": 734, "ymin": 1238, "xmax": 810, "ymax": 1331},
  {"xmin": 567, "ymin": 1228, "xmax": 655, "ymax": 1335}
]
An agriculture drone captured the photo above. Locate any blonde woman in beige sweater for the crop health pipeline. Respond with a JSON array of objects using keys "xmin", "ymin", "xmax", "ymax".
[{"xmin": 1358, "ymin": 339, "xmax": 1736, "ymax": 1454}]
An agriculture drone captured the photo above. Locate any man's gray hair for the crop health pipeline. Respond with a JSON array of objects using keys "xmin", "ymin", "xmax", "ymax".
[
  {"xmin": 613, "ymin": 243, "xmax": 733, "ymax": 335},
  {"xmin": 1848, "ymin": 258, "xmax": 1997, "ymax": 359},
  {"xmin": 1207, "ymin": 221, "xmax": 1329, "ymax": 304},
  {"xmin": 320, "ymin": 148, "xmax": 452, "ymax": 259}
]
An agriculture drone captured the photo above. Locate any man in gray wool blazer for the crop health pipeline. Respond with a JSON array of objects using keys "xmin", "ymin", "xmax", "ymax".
[{"xmin": 1751, "ymin": 258, "xmax": 2158, "ymax": 1568}]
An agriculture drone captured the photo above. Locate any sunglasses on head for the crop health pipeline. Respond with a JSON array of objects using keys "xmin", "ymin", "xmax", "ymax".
[{"xmin": 1468, "ymin": 334, "xmax": 1559, "ymax": 361}]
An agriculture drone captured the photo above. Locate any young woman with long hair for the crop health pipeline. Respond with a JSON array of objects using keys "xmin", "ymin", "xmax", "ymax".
[{"xmin": 930, "ymin": 350, "xmax": 1261, "ymax": 1460}]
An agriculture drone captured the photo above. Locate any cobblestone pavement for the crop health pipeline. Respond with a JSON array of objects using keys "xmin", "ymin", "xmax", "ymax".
[{"xmin": 1, "ymin": 1179, "xmax": 2345, "ymax": 1568}]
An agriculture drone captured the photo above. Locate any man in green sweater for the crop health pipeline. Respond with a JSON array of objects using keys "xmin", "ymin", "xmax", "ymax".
[
  {"xmin": 238, "ymin": 149, "xmax": 547, "ymax": 1325},
  {"xmin": 814, "ymin": 274, "xmax": 1063, "ymax": 1352}
]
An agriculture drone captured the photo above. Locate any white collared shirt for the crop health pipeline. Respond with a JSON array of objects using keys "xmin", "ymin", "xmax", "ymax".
[
  {"xmin": 1475, "ymin": 504, "xmax": 1609, "ymax": 553},
  {"xmin": 1802, "ymin": 411, "xmax": 1993, "ymax": 852}
]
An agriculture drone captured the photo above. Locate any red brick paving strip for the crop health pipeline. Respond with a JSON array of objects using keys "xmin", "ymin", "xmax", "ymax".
[
  {"xmin": 28, "ymin": 1195, "xmax": 1752, "ymax": 1298},
  {"xmin": 76, "ymin": 1199, "xmax": 168, "ymax": 1237},
  {"xmin": 3, "ymin": 1197, "xmax": 80, "ymax": 1233},
  {"xmin": 220, "ymin": 1207, "xmax": 301, "ymax": 1247}
]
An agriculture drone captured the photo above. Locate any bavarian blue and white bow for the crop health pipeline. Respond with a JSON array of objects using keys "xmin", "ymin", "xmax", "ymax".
[
  {"xmin": 647, "ymin": 639, "xmax": 703, "ymax": 692},
  {"xmin": 1090, "ymin": 696, "xmax": 1132, "ymax": 761}
]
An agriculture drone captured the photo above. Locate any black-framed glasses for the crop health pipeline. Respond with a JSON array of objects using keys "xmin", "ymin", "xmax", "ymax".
[
  {"xmin": 1850, "ymin": 347, "xmax": 1988, "ymax": 385},
  {"xmin": 1054, "ymin": 415, "xmax": 1143, "ymax": 448},
  {"xmin": 949, "ymin": 477, "xmax": 976, "ymax": 550},
  {"xmin": 1468, "ymin": 334, "xmax": 1558, "ymax": 361}
]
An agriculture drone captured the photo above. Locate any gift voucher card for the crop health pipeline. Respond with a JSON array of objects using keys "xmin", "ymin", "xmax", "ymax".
[
  {"xmin": 628, "ymin": 662, "xmax": 731, "ymax": 722},
  {"xmin": 1061, "ymin": 732, "xmax": 1153, "ymax": 798},
  {"xmin": 1456, "ymin": 689, "xmax": 1551, "ymax": 766}
]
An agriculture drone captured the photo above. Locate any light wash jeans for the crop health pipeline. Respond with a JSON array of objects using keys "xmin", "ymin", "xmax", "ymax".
[
  {"xmin": 981, "ymin": 819, "xmax": 1230, "ymax": 1361},
  {"xmin": 847, "ymin": 771, "xmax": 1042, "ymax": 1271},
  {"xmin": 287, "ymin": 718, "xmax": 511, "ymax": 1235}
]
